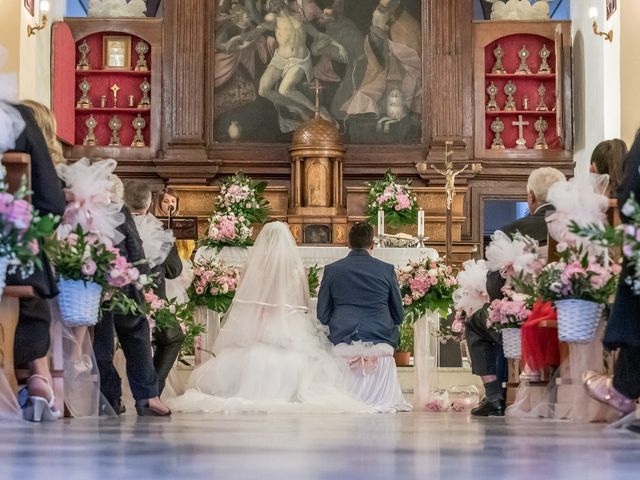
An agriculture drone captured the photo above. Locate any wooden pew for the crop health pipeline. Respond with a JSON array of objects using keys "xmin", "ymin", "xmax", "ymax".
[{"xmin": 0, "ymin": 153, "xmax": 64, "ymax": 414}]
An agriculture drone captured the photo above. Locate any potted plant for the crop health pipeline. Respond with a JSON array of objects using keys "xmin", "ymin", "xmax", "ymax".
[
  {"xmin": 486, "ymin": 294, "xmax": 532, "ymax": 358},
  {"xmin": 47, "ymin": 227, "xmax": 145, "ymax": 326},
  {"xmin": 537, "ymin": 244, "xmax": 619, "ymax": 342},
  {"xmin": 395, "ymin": 320, "xmax": 414, "ymax": 367}
]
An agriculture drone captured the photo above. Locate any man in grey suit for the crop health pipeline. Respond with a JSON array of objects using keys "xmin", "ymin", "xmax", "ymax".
[{"xmin": 317, "ymin": 222, "xmax": 404, "ymax": 348}]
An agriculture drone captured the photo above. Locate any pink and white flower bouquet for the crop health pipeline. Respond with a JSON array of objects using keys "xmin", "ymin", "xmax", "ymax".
[
  {"xmin": 143, "ymin": 289, "xmax": 195, "ymax": 332},
  {"xmin": 537, "ymin": 245, "xmax": 619, "ymax": 304},
  {"xmin": 397, "ymin": 256, "xmax": 457, "ymax": 320},
  {"xmin": 46, "ymin": 226, "xmax": 148, "ymax": 317},
  {"xmin": 487, "ymin": 293, "xmax": 532, "ymax": 330},
  {"xmin": 201, "ymin": 172, "xmax": 269, "ymax": 250},
  {"xmin": 187, "ymin": 257, "xmax": 239, "ymax": 313},
  {"xmin": 0, "ymin": 166, "xmax": 57, "ymax": 291},
  {"xmin": 367, "ymin": 170, "xmax": 418, "ymax": 228}
]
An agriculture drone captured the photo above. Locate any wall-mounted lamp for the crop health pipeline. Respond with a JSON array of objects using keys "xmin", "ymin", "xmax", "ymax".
[
  {"xmin": 27, "ymin": 1, "xmax": 50, "ymax": 37},
  {"xmin": 589, "ymin": 7, "xmax": 613, "ymax": 43}
]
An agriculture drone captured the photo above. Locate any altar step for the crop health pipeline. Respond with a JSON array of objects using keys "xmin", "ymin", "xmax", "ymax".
[{"xmin": 398, "ymin": 367, "xmax": 483, "ymax": 395}]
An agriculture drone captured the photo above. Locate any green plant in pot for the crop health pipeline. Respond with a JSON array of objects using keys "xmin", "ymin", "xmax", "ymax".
[{"xmin": 395, "ymin": 320, "xmax": 414, "ymax": 367}]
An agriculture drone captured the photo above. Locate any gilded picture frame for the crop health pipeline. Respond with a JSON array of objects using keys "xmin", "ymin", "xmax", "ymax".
[{"xmin": 103, "ymin": 36, "xmax": 132, "ymax": 70}]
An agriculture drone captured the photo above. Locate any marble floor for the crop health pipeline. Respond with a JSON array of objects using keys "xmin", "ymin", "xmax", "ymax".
[{"xmin": 0, "ymin": 412, "xmax": 639, "ymax": 480}]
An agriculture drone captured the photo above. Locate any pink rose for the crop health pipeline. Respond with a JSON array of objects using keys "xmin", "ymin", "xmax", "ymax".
[
  {"xmin": 196, "ymin": 286, "xmax": 204, "ymax": 295},
  {"xmin": 67, "ymin": 233, "xmax": 79, "ymax": 246},
  {"xmin": 7, "ymin": 199, "xmax": 33, "ymax": 230},
  {"xmin": 81, "ymin": 260, "xmax": 97, "ymax": 276}
]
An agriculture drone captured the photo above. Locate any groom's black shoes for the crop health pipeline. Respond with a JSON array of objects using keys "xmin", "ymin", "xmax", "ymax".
[{"xmin": 471, "ymin": 398, "xmax": 505, "ymax": 417}]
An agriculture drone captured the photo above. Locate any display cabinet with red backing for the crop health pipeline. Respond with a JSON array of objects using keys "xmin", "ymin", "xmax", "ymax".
[
  {"xmin": 52, "ymin": 18, "xmax": 162, "ymax": 161},
  {"xmin": 473, "ymin": 21, "xmax": 572, "ymax": 162}
]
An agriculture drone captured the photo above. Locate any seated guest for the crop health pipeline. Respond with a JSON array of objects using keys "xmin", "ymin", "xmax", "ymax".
[
  {"xmin": 466, "ymin": 167, "xmax": 566, "ymax": 417},
  {"xmin": 585, "ymin": 133, "xmax": 640, "ymax": 433},
  {"xmin": 7, "ymin": 102, "xmax": 66, "ymax": 421},
  {"xmin": 590, "ymin": 139, "xmax": 627, "ymax": 197},
  {"xmin": 317, "ymin": 222, "xmax": 411, "ymax": 412},
  {"xmin": 124, "ymin": 180, "xmax": 184, "ymax": 395},
  {"xmin": 93, "ymin": 177, "xmax": 171, "ymax": 416}
]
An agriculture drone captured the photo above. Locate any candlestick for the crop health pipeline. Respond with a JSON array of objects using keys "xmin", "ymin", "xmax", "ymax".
[
  {"xmin": 417, "ymin": 208, "xmax": 425, "ymax": 237},
  {"xmin": 377, "ymin": 208, "xmax": 385, "ymax": 237}
]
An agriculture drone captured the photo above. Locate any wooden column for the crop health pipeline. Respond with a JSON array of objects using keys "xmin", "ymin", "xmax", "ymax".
[
  {"xmin": 160, "ymin": 0, "xmax": 218, "ymax": 183},
  {"xmin": 425, "ymin": 0, "xmax": 474, "ymax": 164}
]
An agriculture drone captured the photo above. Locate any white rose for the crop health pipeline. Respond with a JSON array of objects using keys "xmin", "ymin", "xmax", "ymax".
[{"xmin": 428, "ymin": 268, "xmax": 438, "ymax": 277}]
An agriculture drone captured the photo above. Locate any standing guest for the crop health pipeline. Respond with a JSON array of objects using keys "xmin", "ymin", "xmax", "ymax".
[
  {"xmin": 584, "ymin": 133, "xmax": 640, "ymax": 433},
  {"xmin": 590, "ymin": 139, "xmax": 628, "ymax": 197},
  {"xmin": 125, "ymin": 180, "xmax": 184, "ymax": 395},
  {"xmin": 152, "ymin": 187, "xmax": 196, "ymax": 260},
  {"xmin": 93, "ymin": 176, "xmax": 171, "ymax": 416},
  {"xmin": 466, "ymin": 167, "xmax": 566, "ymax": 417},
  {"xmin": 6, "ymin": 102, "xmax": 66, "ymax": 421}
]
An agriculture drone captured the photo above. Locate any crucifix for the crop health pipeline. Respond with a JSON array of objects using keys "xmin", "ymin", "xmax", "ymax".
[
  {"xmin": 110, "ymin": 83, "xmax": 120, "ymax": 108},
  {"xmin": 307, "ymin": 78, "xmax": 324, "ymax": 119},
  {"xmin": 512, "ymin": 115, "xmax": 529, "ymax": 150},
  {"xmin": 432, "ymin": 141, "xmax": 468, "ymax": 264}
]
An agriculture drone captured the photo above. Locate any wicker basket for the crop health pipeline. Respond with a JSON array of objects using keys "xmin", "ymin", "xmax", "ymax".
[
  {"xmin": 57, "ymin": 278, "xmax": 103, "ymax": 327},
  {"xmin": 501, "ymin": 328, "xmax": 521, "ymax": 359},
  {"xmin": 556, "ymin": 299, "xmax": 604, "ymax": 343},
  {"xmin": 0, "ymin": 256, "xmax": 8, "ymax": 298}
]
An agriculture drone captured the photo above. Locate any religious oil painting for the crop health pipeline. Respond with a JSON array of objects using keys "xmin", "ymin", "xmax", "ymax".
[{"xmin": 213, "ymin": 0, "xmax": 423, "ymax": 144}]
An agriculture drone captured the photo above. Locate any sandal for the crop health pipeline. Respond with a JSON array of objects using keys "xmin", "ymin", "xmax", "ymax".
[
  {"xmin": 583, "ymin": 370, "xmax": 637, "ymax": 415},
  {"xmin": 20, "ymin": 375, "xmax": 62, "ymax": 422}
]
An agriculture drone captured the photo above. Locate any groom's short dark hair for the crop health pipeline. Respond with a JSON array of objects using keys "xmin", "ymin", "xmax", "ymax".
[{"xmin": 349, "ymin": 222, "xmax": 374, "ymax": 249}]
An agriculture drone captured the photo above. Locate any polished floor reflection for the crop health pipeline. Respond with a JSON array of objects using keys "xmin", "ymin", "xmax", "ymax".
[{"xmin": 0, "ymin": 412, "xmax": 638, "ymax": 480}]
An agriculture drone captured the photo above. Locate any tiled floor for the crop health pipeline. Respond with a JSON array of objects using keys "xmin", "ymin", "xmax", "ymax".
[{"xmin": 0, "ymin": 412, "xmax": 638, "ymax": 480}]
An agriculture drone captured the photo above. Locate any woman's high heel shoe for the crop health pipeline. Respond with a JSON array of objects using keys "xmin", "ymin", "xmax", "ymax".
[
  {"xmin": 583, "ymin": 370, "xmax": 637, "ymax": 415},
  {"xmin": 21, "ymin": 375, "xmax": 62, "ymax": 422}
]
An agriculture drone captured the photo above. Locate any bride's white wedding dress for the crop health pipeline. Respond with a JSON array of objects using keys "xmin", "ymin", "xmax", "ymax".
[{"xmin": 167, "ymin": 222, "xmax": 371, "ymax": 413}]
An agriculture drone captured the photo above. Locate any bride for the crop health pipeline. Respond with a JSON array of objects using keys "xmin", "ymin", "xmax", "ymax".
[{"xmin": 168, "ymin": 222, "xmax": 371, "ymax": 413}]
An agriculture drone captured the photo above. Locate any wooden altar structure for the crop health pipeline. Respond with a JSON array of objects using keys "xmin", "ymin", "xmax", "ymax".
[{"xmin": 54, "ymin": 2, "xmax": 575, "ymax": 260}]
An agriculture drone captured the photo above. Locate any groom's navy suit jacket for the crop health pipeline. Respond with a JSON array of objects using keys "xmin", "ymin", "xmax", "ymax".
[{"xmin": 317, "ymin": 249, "xmax": 404, "ymax": 348}]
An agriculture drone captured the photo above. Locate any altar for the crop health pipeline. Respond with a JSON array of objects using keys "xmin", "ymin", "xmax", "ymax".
[{"xmin": 196, "ymin": 246, "xmax": 439, "ymax": 268}]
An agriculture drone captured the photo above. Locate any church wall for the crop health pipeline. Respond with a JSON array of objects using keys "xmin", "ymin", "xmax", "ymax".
[
  {"xmin": 620, "ymin": 1, "xmax": 640, "ymax": 146},
  {"xmin": 20, "ymin": 1, "xmax": 66, "ymax": 105},
  {"xmin": 0, "ymin": 2, "xmax": 21, "ymax": 75},
  {"xmin": 571, "ymin": 0, "xmax": 606, "ymax": 176}
]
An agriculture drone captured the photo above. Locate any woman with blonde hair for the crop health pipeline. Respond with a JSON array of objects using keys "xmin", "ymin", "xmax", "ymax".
[{"xmin": 21, "ymin": 100, "xmax": 65, "ymax": 167}]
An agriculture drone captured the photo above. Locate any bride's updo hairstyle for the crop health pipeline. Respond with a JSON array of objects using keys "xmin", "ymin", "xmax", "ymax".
[{"xmin": 348, "ymin": 222, "xmax": 374, "ymax": 250}]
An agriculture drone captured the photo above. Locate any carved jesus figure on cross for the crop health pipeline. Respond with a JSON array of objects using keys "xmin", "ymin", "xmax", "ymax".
[{"xmin": 431, "ymin": 141, "xmax": 468, "ymax": 212}]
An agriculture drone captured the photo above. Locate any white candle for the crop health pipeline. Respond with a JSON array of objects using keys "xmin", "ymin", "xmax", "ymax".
[
  {"xmin": 378, "ymin": 208, "xmax": 385, "ymax": 236},
  {"xmin": 418, "ymin": 208, "xmax": 425, "ymax": 237}
]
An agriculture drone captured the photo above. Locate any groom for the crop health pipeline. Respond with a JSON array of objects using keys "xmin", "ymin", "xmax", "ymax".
[{"xmin": 317, "ymin": 222, "xmax": 404, "ymax": 351}]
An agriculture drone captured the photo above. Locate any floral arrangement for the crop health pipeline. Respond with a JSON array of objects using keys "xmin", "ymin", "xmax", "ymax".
[
  {"xmin": 46, "ymin": 226, "xmax": 147, "ymax": 314},
  {"xmin": 144, "ymin": 290, "xmax": 195, "ymax": 332},
  {"xmin": 572, "ymin": 193, "xmax": 640, "ymax": 294},
  {"xmin": 187, "ymin": 258, "xmax": 239, "ymax": 313},
  {"xmin": 397, "ymin": 256, "xmax": 457, "ymax": 320},
  {"xmin": 487, "ymin": 293, "xmax": 531, "ymax": 330},
  {"xmin": 201, "ymin": 172, "xmax": 269, "ymax": 250},
  {"xmin": 307, "ymin": 264, "xmax": 321, "ymax": 299},
  {"xmin": 367, "ymin": 170, "xmax": 418, "ymax": 228},
  {"xmin": 0, "ymin": 169, "xmax": 57, "ymax": 279},
  {"xmin": 536, "ymin": 245, "xmax": 619, "ymax": 304}
]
